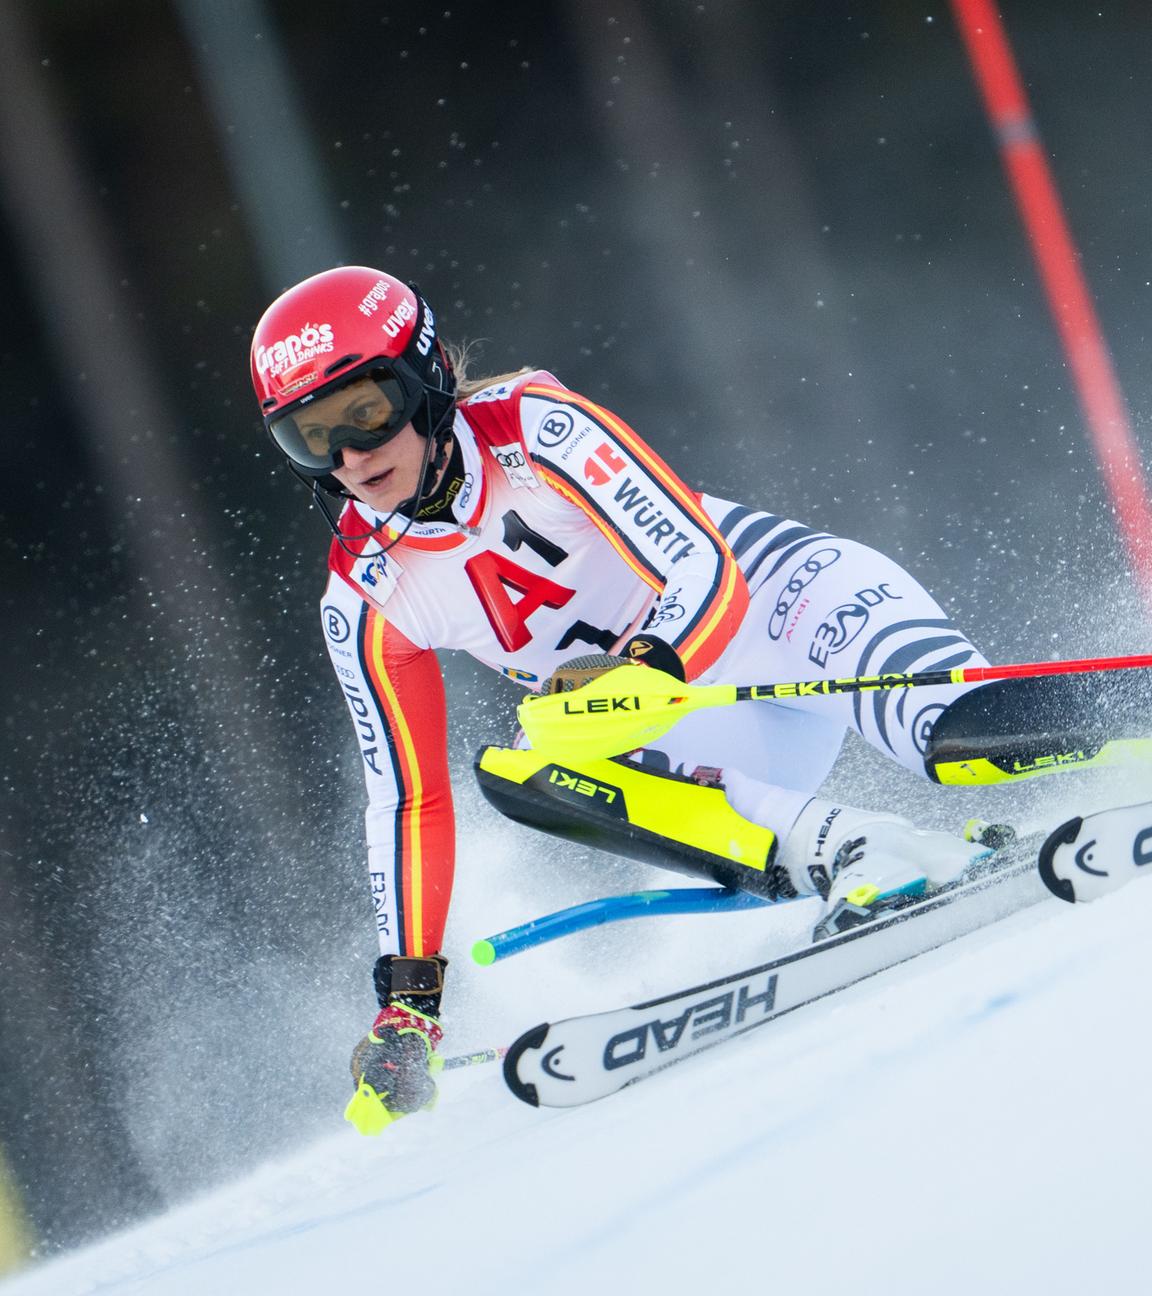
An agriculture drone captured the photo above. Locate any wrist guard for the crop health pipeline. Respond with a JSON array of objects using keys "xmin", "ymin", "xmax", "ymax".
[
  {"xmin": 619, "ymin": 635, "xmax": 686, "ymax": 680},
  {"xmin": 372, "ymin": 953, "xmax": 447, "ymax": 1019}
]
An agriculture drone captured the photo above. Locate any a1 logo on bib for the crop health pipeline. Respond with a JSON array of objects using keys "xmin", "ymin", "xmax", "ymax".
[{"xmin": 1038, "ymin": 802, "xmax": 1152, "ymax": 903}]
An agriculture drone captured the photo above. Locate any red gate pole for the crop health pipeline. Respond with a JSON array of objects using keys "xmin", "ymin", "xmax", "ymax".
[{"xmin": 950, "ymin": 0, "xmax": 1152, "ymax": 618}]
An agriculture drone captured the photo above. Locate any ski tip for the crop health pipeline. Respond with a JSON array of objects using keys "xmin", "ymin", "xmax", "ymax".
[
  {"xmin": 472, "ymin": 939, "xmax": 497, "ymax": 966},
  {"xmin": 1037, "ymin": 816, "xmax": 1083, "ymax": 903}
]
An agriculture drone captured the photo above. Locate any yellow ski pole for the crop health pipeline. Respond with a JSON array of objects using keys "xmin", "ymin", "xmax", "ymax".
[{"xmin": 517, "ymin": 654, "xmax": 1152, "ymax": 761}]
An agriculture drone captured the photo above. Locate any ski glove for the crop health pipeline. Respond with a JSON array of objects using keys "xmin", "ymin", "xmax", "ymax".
[
  {"xmin": 345, "ymin": 954, "xmax": 447, "ymax": 1134},
  {"xmin": 544, "ymin": 635, "xmax": 684, "ymax": 695},
  {"xmin": 349, "ymin": 1003, "xmax": 442, "ymax": 1113}
]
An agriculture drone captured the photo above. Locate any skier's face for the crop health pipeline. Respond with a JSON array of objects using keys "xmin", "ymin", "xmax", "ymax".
[
  {"xmin": 329, "ymin": 419, "xmax": 431, "ymax": 514},
  {"xmin": 294, "ymin": 376, "xmax": 429, "ymax": 513}
]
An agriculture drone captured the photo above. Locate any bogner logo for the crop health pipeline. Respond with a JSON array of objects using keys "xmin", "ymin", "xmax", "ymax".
[{"xmin": 602, "ymin": 976, "xmax": 778, "ymax": 1071}]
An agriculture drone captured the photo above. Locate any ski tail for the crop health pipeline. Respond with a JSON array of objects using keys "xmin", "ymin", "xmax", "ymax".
[{"xmin": 1038, "ymin": 802, "xmax": 1152, "ymax": 903}]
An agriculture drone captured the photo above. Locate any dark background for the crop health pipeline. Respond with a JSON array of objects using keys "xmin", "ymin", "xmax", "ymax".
[{"xmin": 0, "ymin": 0, "xmax": 1149, "ymax": 1262}]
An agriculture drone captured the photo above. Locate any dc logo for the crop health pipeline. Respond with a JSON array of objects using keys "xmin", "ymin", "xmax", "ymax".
[
  {"xmin": 322, "ymin": 605, "xmax": 351, "ymax": 643},
  {"xmin": 538, "ymin": 410, "xmax": 575, "ymax": 448}
]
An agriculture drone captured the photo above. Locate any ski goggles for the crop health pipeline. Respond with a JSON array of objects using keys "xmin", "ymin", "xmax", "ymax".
[{"xmin": 266, "ymin": 358, "xmax": 426, "ymax": 475}]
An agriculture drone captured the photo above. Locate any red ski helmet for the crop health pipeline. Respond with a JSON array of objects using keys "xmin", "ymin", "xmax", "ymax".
[{"xmin": 250, "ymin": 266, "xmax": 455, "ymax": 488}]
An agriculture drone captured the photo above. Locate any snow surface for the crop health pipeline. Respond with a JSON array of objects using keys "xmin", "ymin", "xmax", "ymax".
[{"xmin": 5, "ymin": 806, "xmax": 1152, "ymax": 1296}]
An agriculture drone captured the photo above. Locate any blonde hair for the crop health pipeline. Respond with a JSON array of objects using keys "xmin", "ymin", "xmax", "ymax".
[{"xmin": 445, "ymin": 339, "xmax": 534, "ymax": 401}]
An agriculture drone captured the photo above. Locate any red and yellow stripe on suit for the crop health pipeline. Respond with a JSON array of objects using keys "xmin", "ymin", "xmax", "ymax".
[{"xmin": 352, "ymin": 601, "xmax": 454, "ymax": 958}]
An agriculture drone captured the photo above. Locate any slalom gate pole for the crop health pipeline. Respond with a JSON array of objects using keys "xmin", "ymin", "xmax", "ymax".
[{"xmin": 950, "ymin": 0, "xmax": 1152, "ymax": 617}]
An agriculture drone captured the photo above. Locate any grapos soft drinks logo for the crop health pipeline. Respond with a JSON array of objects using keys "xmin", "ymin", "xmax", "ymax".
[{"xmin": 255, "ymin": 322, "xmax": 335, "ymax": 377}]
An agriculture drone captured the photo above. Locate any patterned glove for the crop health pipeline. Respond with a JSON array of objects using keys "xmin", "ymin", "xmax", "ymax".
[
  {"xmin": 345, "ymin": 954, "xmax": 447, "ymax": 1133},
  {"xmin": 544, "ymin": 635, "xmax": 685, "ymax": 695}
]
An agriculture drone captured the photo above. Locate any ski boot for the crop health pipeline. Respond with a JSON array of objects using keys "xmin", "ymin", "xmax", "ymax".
[
  {"xmin": 777, "ymin": 799, "xmax": 994, "ymax": 941},
  {"xmin": 345, "ymin": 954, "xmax": 447, "ymax": 1135}
]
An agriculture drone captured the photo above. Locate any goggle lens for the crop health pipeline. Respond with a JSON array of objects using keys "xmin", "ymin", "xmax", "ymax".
[{"xmin": 268, "ymin": 366, "xmax": 422, "ymax": 473}]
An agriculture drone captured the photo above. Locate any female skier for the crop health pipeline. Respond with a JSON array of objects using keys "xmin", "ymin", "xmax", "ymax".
[{"xmin": 250, "ymin": 266, "xmax": 1017, "ymax": 1130}]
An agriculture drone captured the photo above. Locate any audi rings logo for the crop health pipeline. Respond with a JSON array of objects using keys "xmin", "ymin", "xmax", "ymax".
[
  {"xmin": 322, "ymin": 605, "xmax": 351, "ymax": 643},
  {"xmin": 538, "ymin": 409, "xmax": 575, "ymax": 448},
  {"xmin": 767, "ymin": 547, "xmax": 841, "ymax": 640},
  {"xmin": 490, "ymin": 441, "xmax": 538, "ymax": 490}
]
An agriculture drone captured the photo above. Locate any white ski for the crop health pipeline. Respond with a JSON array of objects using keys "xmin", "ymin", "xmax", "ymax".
[
  {"xmin": 504, "ymin": 835, "xmax": 1049, "ymax": 1108},
  {"xmin": 1038, "ymin": 801, "xmax": 1152, "ymax": 903}
]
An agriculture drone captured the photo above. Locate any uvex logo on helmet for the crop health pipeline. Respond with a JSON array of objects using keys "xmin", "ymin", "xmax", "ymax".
[
  {"xmin": 416, "ymin": 303, "xmax": 436, "ymax": 356},
  {"xmin": 254, "ymin": 322, "xmax": 335, "ymax": 379}
]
